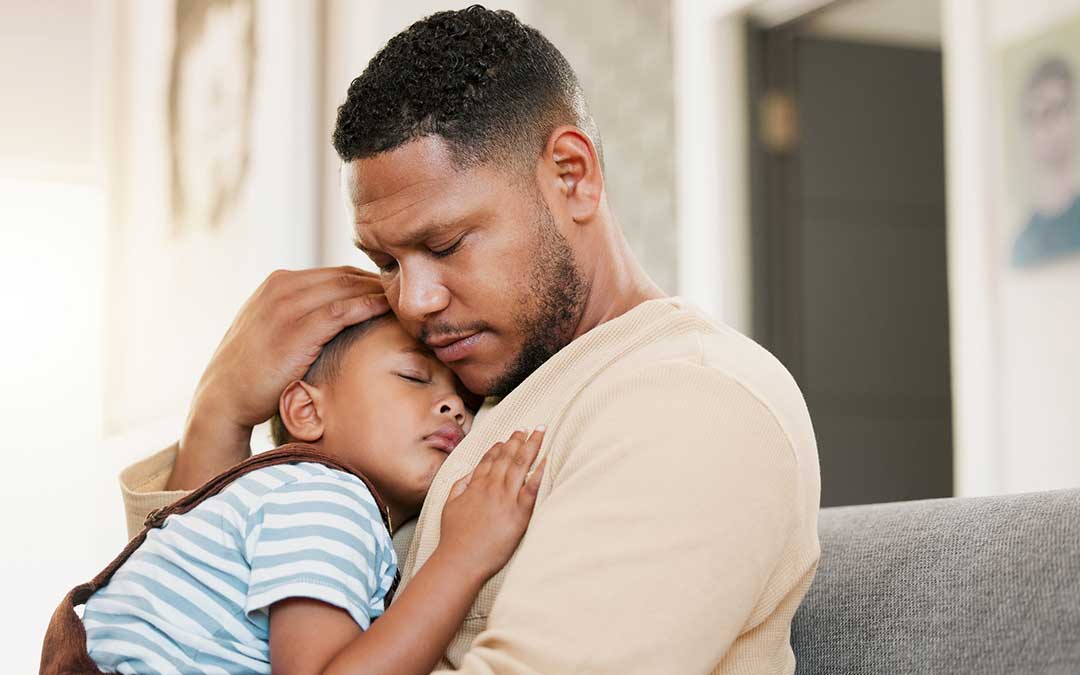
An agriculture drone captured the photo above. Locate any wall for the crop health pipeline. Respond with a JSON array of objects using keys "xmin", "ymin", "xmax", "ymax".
[
  {"xmin": 0, "ymin": 2, "xmax": 325, "ymax": 668},
  {"xmin": 803, "ymin": 0, "xmax": 941, "ymax": 48},
  {"xmin": 0, "ymin": 3, "xmax": 111, "ymax": 672},
  {"xmin": 532, "ymin": 0, "xmax": 678, "ymax": 293},
  {"xmin": 941, "ymin": 0, "xmax": 1001, "ymax": 496}
]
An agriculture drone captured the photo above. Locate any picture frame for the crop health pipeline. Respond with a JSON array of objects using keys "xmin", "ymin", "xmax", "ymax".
[
  {"xmin": 104, "ymin": 0, "xmax": 321, "ymax": 437},
  {"xmin": 999, "ymin": 15, "xmax": 1080, "ymax": 270}
]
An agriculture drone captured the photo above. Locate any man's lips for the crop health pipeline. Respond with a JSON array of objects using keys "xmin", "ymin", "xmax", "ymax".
[
  {"xmin": 425, "ymin": 423, "xmax": 465, "ymax": 453},
  {"xmin": 425, "ymin": 331, "xmax": 483, "ymax": 363}
]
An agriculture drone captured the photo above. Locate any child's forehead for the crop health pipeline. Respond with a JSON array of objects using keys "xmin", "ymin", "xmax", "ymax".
[{"xmin": 344, "ymin": 318, "xmax": 477, "ymax": 404}]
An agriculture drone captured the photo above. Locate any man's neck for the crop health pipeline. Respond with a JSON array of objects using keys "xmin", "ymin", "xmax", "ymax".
[{"xmin": 572, "ymin": 215, "xmax": 665, "ymax": 340}]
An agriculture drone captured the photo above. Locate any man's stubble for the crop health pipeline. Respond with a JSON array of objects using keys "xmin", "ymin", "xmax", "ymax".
[{"xmin": 487, "ymin": 195, "xmax": 590, "ymax": 398}]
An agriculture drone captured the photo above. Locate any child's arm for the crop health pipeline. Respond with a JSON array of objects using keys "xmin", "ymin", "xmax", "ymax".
[
  {"xmin": 270, "ymin": 547, "xmax": 490, "ymax": 674},
  {"xmin": 269, "ymin": 429, "xmax": 547, "ymax": 675}
]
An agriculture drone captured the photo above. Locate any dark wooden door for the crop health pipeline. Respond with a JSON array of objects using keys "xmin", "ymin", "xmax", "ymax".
[{"xmin": 749, "ymin": 29, "xmax": 953, "ymax": 507}]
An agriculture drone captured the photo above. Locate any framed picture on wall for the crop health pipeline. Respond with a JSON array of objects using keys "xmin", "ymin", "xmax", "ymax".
[
  {"xmin": 999, "ymin": 15, "xmax": 1080, "ymax": 270},
  {"xmin": 104, "ymin": 0, "xmax": 321, "ymax": 438}
]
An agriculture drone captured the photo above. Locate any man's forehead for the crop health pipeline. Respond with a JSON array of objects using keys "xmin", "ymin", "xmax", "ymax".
[
  {"xmin": 351, "ymin": 175, "xmax": 457, "ymax": 241},
  {"xmin": 342, "ymin": 140, "xmax": 478, "ymax": 246},
  {"xmin": 343, "ymin": 138, "xmax": 458, "ymax": 207}
]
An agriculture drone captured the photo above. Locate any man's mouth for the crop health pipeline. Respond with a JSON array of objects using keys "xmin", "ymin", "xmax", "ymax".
[
  {"xmin": 424, "ymin": 331, "xmax": 483, "ymax": 363},
  {"xmin": 424, "ymin": 423, "xmax": 466, "ymax": 453}
]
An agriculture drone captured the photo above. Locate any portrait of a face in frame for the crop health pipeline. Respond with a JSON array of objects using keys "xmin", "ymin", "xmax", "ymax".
[
  {"xmin": 1002, "ymin": 17, "xmax": 1080, "ymax": 269},
  {"xmin": 168, "ymin": 0, "xmax": 256, "ymax": 235}
]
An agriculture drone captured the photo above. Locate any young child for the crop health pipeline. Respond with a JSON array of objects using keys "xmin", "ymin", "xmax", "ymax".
[{"xmin": 75, "ymin": 314, "xmax": 545, "ymax": 674}]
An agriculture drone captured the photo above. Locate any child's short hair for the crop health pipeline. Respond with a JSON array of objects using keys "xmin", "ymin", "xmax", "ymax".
[{"xmin": 269, "ymin": 314, "xmax": 392, "ymax": 447}]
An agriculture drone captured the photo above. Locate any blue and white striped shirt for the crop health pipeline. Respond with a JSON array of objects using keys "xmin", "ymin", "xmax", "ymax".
[{"xmin": 83, "ymin": 462, "xmax": 397, "ymax": 674}]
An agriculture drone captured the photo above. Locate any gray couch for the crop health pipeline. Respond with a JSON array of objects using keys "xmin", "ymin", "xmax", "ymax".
[{"xmin": 791, "ymin": 488, "xmax": 1080, "ymax": 674}]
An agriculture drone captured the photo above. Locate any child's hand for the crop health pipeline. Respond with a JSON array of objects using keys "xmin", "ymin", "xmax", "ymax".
[{"xmin": 438, "ymin": 428, "xmax": 547, "ymax": 583}]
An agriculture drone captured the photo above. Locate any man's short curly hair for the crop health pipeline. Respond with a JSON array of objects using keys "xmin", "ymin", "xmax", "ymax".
[{"xmin": 332, "ymin": 5, "xmax": 601, "ymax": 172}]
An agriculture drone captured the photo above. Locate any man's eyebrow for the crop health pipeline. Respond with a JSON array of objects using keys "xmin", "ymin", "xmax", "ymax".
[{"xmin": 354, "ymin": 219, "xmax": 466, "ymax": 253}]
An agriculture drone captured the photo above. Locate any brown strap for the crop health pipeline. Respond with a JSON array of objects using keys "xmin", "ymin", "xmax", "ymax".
[
  {"xmin": 142, "ymin": 443, "xmax": 395, "ymax": 531},
  {"xmin": 41, "ymin": 444, "xmax": 399, "ymax": 674},
  {"xmin": 92, "ymin": 444, "xmax": 394, "ymax": 602}
]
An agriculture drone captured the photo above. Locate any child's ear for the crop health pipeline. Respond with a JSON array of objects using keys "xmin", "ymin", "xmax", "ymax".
[{"xmin": 279, "ymin": 380, "xmax": 325, "ymax": 443}]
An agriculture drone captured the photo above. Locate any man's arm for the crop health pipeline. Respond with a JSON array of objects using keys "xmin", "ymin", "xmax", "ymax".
[
  {"xmin": 119, "ymin": 444, "xmax": 188, "ymax": 539},
  {"xmin": 442, "ymin": 364, "xmax": 818, "ymax": 673}
]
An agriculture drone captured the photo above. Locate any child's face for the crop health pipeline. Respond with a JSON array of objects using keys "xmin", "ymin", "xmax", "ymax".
[{"xmin": 321, "ymin": 318, "xmax": 475, "ymax": 519}]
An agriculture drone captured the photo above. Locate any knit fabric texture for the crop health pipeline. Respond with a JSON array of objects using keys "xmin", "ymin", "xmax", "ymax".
[{"xmin": 792, "ymin": 488, "xmax": 1080, "ymax": 675}]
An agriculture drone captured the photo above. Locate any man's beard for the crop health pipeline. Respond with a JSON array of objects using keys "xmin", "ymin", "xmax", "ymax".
[{"xmin": 487, "ymin": 201, "xmax": 589, "ymax": 397}]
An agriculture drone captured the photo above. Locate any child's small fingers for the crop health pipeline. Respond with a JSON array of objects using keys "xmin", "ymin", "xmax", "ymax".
[
  {"xmin": 521, "ymin": 426, "xmax": 545, "ymax": 465},
  {"xmin": 505, "ymin": 429, "xmax": 528, "ymax": 451},
  {"xmin": 448, "ymin": 470, "xmax": 473, "ymax": 500},
  {"xmin": 504, "ymin": 426, "xmax": 544, "ymax": 489},
  {"xmin": 520, "ymin": 456, "xmax": 547, "ymax": 505},
  {"xmin": 485, "ymin": 430, "xmax": 523, "ymax": 482},
  {"xmin": 473, "ymin": 443, "xmax": 502, "ymax": 478}
]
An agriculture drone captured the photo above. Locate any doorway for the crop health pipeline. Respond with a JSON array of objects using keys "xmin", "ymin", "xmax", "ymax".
[{"xmin": 747, "ymin": 0, "xmax": 953, "ymax": 507}]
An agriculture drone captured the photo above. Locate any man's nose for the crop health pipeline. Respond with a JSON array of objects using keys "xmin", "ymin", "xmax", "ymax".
[
  {"xmin": 435, "ymin": 394, "xmax": 468, "ymax": 428},
  {"xmin": 397, "ymin": 263, "xmax": 450, "ymax": 322}
]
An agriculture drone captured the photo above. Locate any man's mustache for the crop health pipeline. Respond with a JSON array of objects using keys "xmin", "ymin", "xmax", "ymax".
[{"xmin": 419, "ymin": 321, "xmax": 492, "ymax": 345}]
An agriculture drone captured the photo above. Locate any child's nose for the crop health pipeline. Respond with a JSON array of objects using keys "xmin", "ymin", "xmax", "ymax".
[{"xmin": 436, "ymin": 394, "xmax": 467, "ymax": 428}]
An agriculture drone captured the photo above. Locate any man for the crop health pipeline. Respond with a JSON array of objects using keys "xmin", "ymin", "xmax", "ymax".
[
  {"xmin": 121, "ymin": 7, "xmax": 820, "ymax": 673},
  {"xmin": 1013, "ymin": 56, "xmax": 1080, "ymax": 268}
]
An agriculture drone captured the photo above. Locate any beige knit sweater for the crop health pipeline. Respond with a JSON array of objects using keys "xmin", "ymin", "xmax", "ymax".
[{"xmin": 121, "ymin": 298, "xmax": 820, "ymax": 674}]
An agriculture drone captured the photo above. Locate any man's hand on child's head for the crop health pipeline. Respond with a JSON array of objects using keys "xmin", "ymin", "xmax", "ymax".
[{"xmin": 173, "ymin": 267, "xmax": 389, "ymax": 489}]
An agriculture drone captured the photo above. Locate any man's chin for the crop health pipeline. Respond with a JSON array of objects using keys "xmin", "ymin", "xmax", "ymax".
[{"xmin": 451, "ymin": 363, "xmax": 500, "ymax": 399}]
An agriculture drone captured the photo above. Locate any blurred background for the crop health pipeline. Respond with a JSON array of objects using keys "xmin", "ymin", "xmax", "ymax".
[{"xmin": 3, "ymin": 0, "xmax": 1080, "ymax": 669}]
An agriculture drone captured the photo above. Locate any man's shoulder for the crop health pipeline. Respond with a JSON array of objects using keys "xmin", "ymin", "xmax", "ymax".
[
  {"xmin": 605, "ymin": 302, "xmax": 803, "ymax": 404},
  {"xmin": 591, "ymin": 302, "xmax": 814, "ymax": 455},
  {"xmin": 574, "ymin": 300, "xmax": 821, "ymax": 537}
]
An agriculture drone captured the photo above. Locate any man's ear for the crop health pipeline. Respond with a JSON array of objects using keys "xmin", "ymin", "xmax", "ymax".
[
  {"xmin": 279, "ymin": 380, "xmax": 326, "ymax": 443},
  {"xmin": 542, "ymin": 125, "xmax": 603, "ymax": 223}
]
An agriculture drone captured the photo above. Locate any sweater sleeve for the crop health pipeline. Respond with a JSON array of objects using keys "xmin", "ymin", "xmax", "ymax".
[
  {"xmin": 440, "ymin": 363, "xmax": 812, "ymax": 674},
  {"xmin": 118, "ymin": 444, "xmax": 189, "ymax": 540}
]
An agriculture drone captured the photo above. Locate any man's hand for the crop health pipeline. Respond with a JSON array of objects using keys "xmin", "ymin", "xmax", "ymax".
[{"xmin": 168, "ymin": 267, "xmax": 389, "ymax": 490}]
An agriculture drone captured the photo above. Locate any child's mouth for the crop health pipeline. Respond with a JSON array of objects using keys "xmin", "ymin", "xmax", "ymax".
[{"xmin": 424, "ymin": 423, "xmax": 466, "ymax": 453}]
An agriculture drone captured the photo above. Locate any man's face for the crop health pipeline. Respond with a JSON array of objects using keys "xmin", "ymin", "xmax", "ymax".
[
  {"xmin": 1025, "ymin": 77, "xmax": 1076, "ymax": 174},
  {"xmin": 341, "ymin": 137, "xmax": 588, "ymax": 397}
]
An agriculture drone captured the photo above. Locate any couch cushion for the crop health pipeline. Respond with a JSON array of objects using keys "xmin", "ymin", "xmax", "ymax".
[{"xmin": 791, "ymin": 488, "xmax": 1080, "ymax": 674}]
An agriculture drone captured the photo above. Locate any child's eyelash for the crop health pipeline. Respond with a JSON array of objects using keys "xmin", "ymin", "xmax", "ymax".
[{"xmin": 399, "ymin": 373, "xmax": 430, "ymax": 384}]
